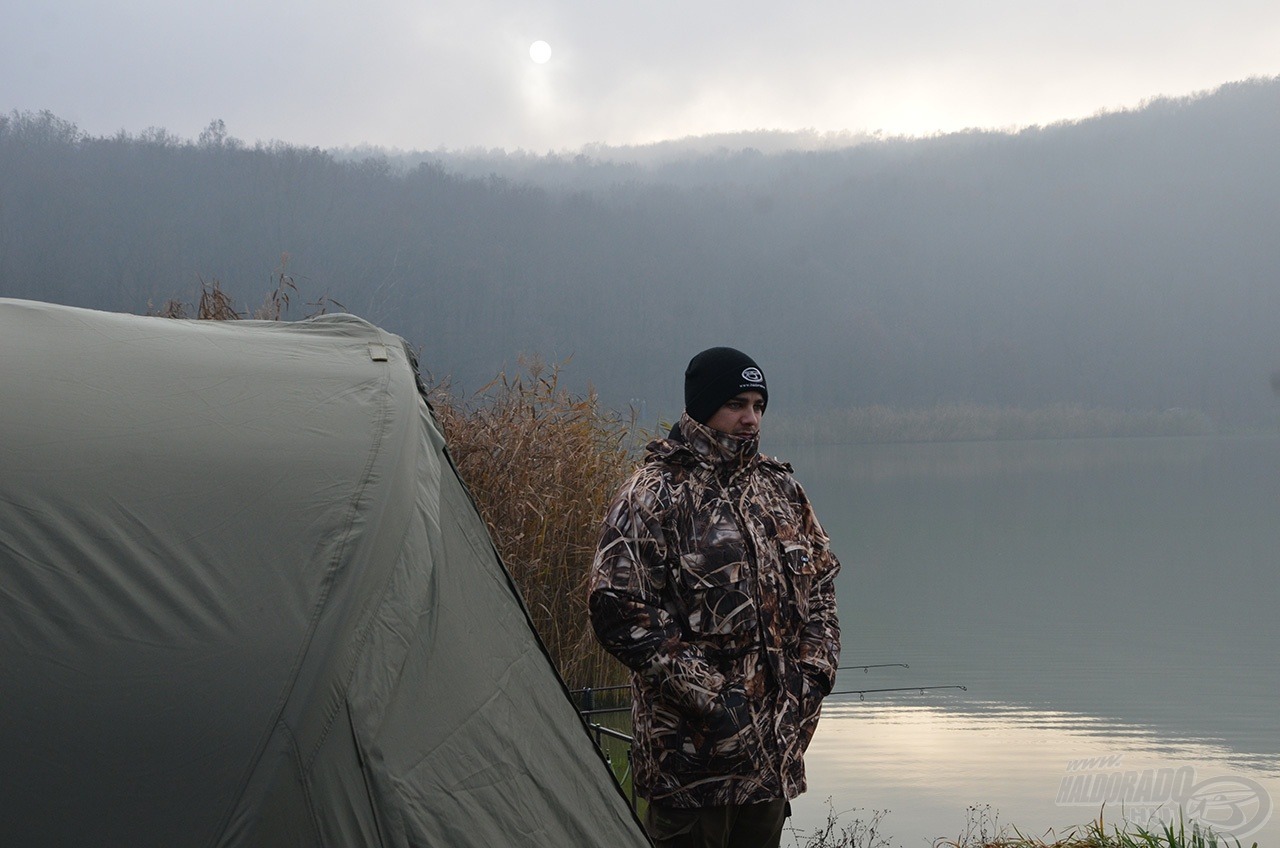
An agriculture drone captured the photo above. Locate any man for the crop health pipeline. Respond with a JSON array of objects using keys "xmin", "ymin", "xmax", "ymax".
[{"xmin": 589, "ymin": 347, "xmax": 842, "ymax": 848}]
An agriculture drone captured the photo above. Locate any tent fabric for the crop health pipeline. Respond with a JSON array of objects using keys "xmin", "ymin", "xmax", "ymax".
[{"xmin": 0, "ymin": 298, "xmax": 648, "ymax": 848}]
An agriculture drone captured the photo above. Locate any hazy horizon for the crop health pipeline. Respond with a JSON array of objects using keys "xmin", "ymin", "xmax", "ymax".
[
  {"xmin": 5, "ymin": 0, "xmax": 1280, "ymax": 152},
  {"xmin": 8, "ymin": 73, "xmax": 1276, "ymax": 160}
]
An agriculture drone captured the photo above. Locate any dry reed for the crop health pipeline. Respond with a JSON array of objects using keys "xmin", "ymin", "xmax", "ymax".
[
  {"xmin": 426, "ymin": 359, "xmax": 641, "ymax": 689},
  {"xmin": 147, "ymin": 256, "xmax": 344, "ymax": 322}
]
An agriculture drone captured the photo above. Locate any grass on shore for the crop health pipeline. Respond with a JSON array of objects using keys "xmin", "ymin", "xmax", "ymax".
[
  {"xmin": 784, "ymin": 804, "xmax": 1258, "ymax": 848},
  {"xmin": 934, "ymin": 805, "xmax": 1257, "ymax": 848}
]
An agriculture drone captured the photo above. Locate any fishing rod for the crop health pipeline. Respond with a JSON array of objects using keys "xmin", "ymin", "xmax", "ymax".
[
  {"xmin": 575, "ymin": 681, "xmax": 966, "ymax": 716},
  {"xmin": 833, "ymin": 664, "xmax": 967, "ymax": 697},
  {"xmin": 570, "ymin": 662, "xmax": 911, "ymax": 700},
  {"xmin": 587, "ymin": 723, "xmax": 634, "ymax": 743},
  {"xmin": 579, "ymin": 684, "xmax": 967, "ymax": 716},
  {"xmin": 582, "ymin": 684, "xmax": 968, "ymax": 752},
  {"xmin": 571, "ymin": 684, "xmax": 630, "ymax": 696},
  {"xmin": 841, "ymin": 663, "xmax": 909, "ymax": 672},
  {"xmin": 830, "ymin": 685, "xmax": 966, "ymax": 700}
]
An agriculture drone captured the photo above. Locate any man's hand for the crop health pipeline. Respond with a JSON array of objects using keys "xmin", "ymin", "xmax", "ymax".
[{"xmin": 705, "ymin": 685, "xmax": 750, "ymax": 737}]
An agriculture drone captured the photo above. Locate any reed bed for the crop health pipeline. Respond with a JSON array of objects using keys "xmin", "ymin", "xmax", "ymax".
[{"xmin": 426, "ymin": 359, "xmax": 642, "ymax": 689}]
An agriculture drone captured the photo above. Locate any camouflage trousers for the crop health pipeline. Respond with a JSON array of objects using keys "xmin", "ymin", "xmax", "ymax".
[{"xmin": 644, "ymin": 799, "xmax": 790, "ymax": 848}]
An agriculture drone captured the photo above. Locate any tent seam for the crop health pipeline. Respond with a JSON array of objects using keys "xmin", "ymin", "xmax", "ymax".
[
  {"xmin": 295, "ymin": 364, "xmax": 395, "ymax": 766},
  {"xmin": 299, "ymin": 331, "xmax": 412, "ymax": 773},
  {"xmin": 209, "ymin": 363, "xmax": 393, "ymax": 848},
  {"xmin": 283, "ymin": 721, "xmax": 327, "ymax": 844}
]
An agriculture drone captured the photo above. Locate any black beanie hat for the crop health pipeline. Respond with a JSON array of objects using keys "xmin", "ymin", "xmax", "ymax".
[{"xmin": 684, "ymin": 347, "xmax": 768, "ymax": 424}]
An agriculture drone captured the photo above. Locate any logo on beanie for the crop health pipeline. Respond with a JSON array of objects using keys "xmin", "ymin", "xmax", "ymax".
[{"xmin": 741, "ymin": 367, "xmax": 764, "ymax": 384}]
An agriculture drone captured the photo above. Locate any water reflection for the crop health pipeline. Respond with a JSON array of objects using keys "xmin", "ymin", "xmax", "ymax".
[
  {"xmin": 780, "ymin": 437, "xmax": 1280, "ymax": 847},
  {"xmin": 795, "ymin": 700, "xmax": 1279, "ymax": 847}
]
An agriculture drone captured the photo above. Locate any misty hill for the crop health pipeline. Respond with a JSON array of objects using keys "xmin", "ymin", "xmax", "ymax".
[
  {"xmin": 3, "ymin": 77, "xmax": 1279, "ymax": 424},
  {"xmin": 336, "ymin": 128, "xmax": 882, "ymax": 191}
]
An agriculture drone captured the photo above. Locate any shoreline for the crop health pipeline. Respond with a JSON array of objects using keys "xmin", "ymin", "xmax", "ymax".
[{"xmin": 766, "ymin": 403, "xmax": 1280, "ymax": 445}]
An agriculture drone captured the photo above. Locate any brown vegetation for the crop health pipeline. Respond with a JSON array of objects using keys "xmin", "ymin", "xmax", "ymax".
[
  {"xmin": 425, "ymin": 360, "xmax": 640, "ymax": 689},
  {"xmin": 148, "ymin": 257, "xmax": 344, "ymax": 321}
]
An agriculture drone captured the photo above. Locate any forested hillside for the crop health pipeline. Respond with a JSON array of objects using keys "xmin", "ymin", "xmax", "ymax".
[{"xmin": 3, "ymin": 77, "xmax": 1279, "ymax": 423}]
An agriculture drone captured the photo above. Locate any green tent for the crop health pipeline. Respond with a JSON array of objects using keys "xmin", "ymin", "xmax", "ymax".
[{"xmin": 0, "ymin": 298, "xmax": 647, "ymax": 847}]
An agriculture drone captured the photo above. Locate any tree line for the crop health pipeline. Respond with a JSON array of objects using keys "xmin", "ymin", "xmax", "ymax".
[{"xmin": 3, "ymin": 77, "xmax": 1279, "ymax": 425}]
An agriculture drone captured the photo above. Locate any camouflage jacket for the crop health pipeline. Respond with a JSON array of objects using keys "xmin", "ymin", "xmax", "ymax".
[{"xmin": 588, "ymin": 413, "xmax": 841, "ymax": 807}]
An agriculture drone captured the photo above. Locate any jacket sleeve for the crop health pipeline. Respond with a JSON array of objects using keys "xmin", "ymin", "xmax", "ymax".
[
  {"xmin": 795, "ymin": 485, "xmax": 842, "ymax": 696},
  {"xmin": 588, "ymin": 473, "xmax": 725, "ymax": 717}
]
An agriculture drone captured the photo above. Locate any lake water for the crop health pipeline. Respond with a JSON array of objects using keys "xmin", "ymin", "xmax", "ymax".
[{"xmin": 779, "ymin": 436, "xmax": 1280, "ymax": 847}]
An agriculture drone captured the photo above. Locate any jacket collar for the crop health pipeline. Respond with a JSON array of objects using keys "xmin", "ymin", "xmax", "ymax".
[{"xmin": 660, "ymin": 412, "xmax": 760, "ymax": 471}]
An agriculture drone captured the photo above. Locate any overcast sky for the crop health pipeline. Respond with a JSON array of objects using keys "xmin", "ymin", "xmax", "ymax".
[{"xmin": 4, "ymin": 0, "xmax": 1278, "ymax": 153}]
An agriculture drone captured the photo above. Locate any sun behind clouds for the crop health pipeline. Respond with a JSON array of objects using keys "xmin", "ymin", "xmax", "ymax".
[{"xmin": 529, "ymin": 40, "xmax": 552, "ymax": 64}]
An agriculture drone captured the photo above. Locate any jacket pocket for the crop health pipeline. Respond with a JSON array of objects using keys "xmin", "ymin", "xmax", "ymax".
[
  {"xmin": 674, "ymin": 699, "xmax": 759, "ymax": 776},
  {"xmin": 780, "ymin": 539, "xmax": 817, "ymax": 623},
  {"xmin": 676, "ymin": 554, "xmax": 758, "ymax": 637}
]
